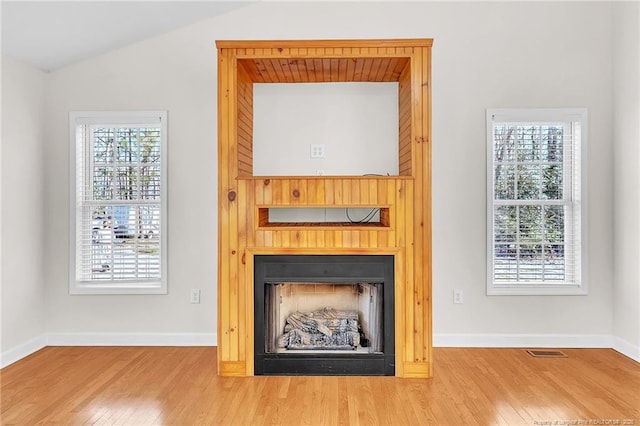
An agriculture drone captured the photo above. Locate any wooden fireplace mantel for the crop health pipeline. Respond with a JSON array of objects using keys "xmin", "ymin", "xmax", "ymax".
[{"xmin": 217, "ymin": 38, "xmax": 433, "ymax": 377}]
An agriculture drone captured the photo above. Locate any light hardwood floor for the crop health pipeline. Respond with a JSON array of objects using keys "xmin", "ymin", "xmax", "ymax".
[{"xmin": 1, "ymin": 347, "xmax": 638, "ymax": 425}]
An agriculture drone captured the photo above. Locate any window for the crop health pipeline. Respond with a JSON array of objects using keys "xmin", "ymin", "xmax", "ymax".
[
  {"xmin": 486, "ymin": 108, "xmax": 587, "ymax": 295},
  {"xmin": 70, "ymin": 111, "xmax": 167, "ymax": 294}
]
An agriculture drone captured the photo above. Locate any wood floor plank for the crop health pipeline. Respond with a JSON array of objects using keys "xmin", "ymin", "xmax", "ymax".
[{"xmin": 1, "ymin": 347, "xmax": 638, "ymax": 425}]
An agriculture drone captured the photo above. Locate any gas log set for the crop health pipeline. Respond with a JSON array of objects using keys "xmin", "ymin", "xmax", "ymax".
[{"xmin": 277, "ymin": 307, "xmax": 367, "ymax": 351}]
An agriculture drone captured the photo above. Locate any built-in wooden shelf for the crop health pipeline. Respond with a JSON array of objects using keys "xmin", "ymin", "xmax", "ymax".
[
  {"xmin": 217, "ymin": 38, "xmax": 433, "ymax": 378},
  {"xmin": 257, "ymin": 222, "xmax": 388, "ymax": 229},
  {"xmin": 257, "ymin": 207, "xmax": 391, "ymax": 229}
]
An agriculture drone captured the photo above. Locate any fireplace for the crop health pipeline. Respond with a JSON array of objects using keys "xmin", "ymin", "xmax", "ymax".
[
  {"xmin": 254, "ymin": 255, "xmax": 395, "ymax": 375},
  {"xmin": 217, "ymin": 40, "xmax": 433, "ymax": 377}
]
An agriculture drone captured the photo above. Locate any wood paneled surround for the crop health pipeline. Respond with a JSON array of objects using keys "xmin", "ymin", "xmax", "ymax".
[{"xmin": 216, "ymin": 39, "xmax": 433, "ymax": 377}]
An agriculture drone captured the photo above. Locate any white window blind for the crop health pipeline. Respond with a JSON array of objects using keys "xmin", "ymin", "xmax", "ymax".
[
  {"xmin": 70, "ymin": 111, "xmax": 167, "ymax": 294},
  {"xmin": 486, "ymin": 108, "xmax": 587, "ymax": 295}
]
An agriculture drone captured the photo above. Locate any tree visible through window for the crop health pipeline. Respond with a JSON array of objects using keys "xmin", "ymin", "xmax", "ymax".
[
  {"xmin": 70, "ymin": 111, "xmax": 167, "ymax": 294},
  {"xmin": 487, "ymin": 109, "xmax": 586, "ymax": 295}
]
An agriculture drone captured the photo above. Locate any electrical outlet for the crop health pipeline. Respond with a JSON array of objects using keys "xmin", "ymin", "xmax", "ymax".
[
  {"xmin": 310, "ymin": 144, "xmax": 325, "ymax": 158},
  {"xmin": 453, "ymin": 289, "xmax": 464, "ymax": 304},
  {"xmin": 190, "ymin": 288, "xmax": 201, "ymax": 304}
]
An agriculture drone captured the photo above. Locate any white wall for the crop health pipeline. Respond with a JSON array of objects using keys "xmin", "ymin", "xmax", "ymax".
[
  {"xmin": 253, "ymin": 82, "xmax": 399, "ymax": 176},
  {"xmin": 430, "ymin": 1, "xmax": 613, "ymax": 341},
  {"xmin": 1, "ymin": 55, "xmax": 47, "ymax": 365},
  {"xmin": 612, "ymin": 2, "xmax": 640, "ymax": 360},
  {"xmin": 39, "ymin": 2, "xmax": 618, "ymax": 346},
  {"xmin": 43, "ymin": 30, "xmax": 218, "ymax": 340}
]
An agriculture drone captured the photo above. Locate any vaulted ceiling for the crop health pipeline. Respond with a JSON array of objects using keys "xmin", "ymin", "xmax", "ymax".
[{"xmin": 1, "ymin": 1, "xmax": 253, "ymax": 71}]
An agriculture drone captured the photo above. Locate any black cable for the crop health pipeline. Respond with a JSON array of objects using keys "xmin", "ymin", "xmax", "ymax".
[
  {"xmin": 344, "ymin": 172, "xmax": 388, "ymax": 223},
  {"xmin": 346, "ymin": 207, "xmax": 380, "ymax": 223}
]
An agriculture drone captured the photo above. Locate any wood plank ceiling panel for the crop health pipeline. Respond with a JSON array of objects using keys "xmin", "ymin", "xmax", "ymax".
[{"xmin": 238, "ymin": 58, "xmax": 410, "ymax": 83}]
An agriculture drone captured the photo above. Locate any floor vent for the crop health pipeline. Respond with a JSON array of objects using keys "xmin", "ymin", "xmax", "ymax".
[{"xmin": 526, "ymin": 349, "xmax": 567, "ymax": 358}]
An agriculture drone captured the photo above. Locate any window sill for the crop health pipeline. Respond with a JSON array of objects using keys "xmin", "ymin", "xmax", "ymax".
[
  {"xmin": 487, "ymin": 284, "xmax": 587, "ymax": 296},
  {"xmin": 70, "ymin": 282, "xmax": 167, "ymax": 295}
]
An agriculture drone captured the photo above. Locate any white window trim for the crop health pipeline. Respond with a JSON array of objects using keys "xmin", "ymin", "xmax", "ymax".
[
  {"xmin": 69, "ymin": 111, "xmax": 168, "ymax": 295},
  {"xmin": 486, "ymin": 108, "xmax": 588, "ymax": 296}
]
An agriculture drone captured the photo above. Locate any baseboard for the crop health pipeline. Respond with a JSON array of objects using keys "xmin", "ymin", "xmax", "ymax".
[
  {"xmin": 2, "ymin": 332, "xmax": 217, "ymax": 368},
  {"xmin": 433, "ymin": 333, "xmax": 615, "ymax": 349},
  {"xmin": 4, "ymin": 333, "xmax": 635, "ymax": 369},
  {"xmin": 612, "ymin": 336, "xmax": 640, "ymax": 362},
  {"xmin": 46, "ymin": 332, "xmax": 217, "ymax": 347},
  {"xmin": 0, "ymin": 334, "xmax": 47, "ymax": 368}
]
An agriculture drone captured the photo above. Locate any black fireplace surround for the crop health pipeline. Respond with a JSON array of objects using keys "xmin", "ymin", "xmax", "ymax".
[{"xmin": 254, "ymin": 255, "xmax": 395, "ymax": 376}]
